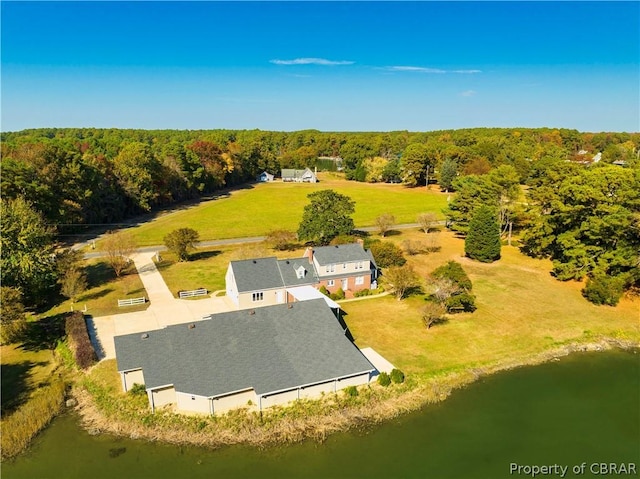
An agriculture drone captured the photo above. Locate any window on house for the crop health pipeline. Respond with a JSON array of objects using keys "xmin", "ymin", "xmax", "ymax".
[
  {"xmin": 252, "ymin": 292, "xmax": 264, "ymax": 302},
  {"xmin": 327, "ymin": 280, "xmax": 335, "ymax": 287},
  {"xmin": 356, "ymin": 276, "xmax": 364, "ymax": 285}
]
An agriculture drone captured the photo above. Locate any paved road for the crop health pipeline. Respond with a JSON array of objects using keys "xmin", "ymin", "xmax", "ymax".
[{"xmin": 82, "ymin": 222, "xmax": 445, "ymax": 259}]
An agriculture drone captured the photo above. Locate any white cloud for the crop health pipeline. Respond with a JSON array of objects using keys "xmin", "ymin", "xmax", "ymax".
[
  {"xmin": 270, "ymin": 58, "xmax": 354, "ymax": 66},
  {"xmin": 460, "ymin": 90, "xmax": 477, "ymax": 97},
  {"xmin": 386, "ymin": 66, "xmax": 481, "ymax": 74}
]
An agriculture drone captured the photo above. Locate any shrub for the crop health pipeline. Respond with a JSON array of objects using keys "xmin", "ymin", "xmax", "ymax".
[
  {"xmin": 445, "ymin": 292, "xmax": 477, "ymax": 312},
  {"xmin": 582, "ymin": 274, "xmax": 625, "ymax": 306},
  {"xmin": 65, "ymin": 311, "xmax": 97, "ymax": 369},
  {"xmin": 344, "ymin": 386, "xmax": 358, "ymax": 397},
  {"xmin": 431, "ymin": 261, "xmax": 472, "ymax": 291},
  {"xmin": 330, "ymin": 288, "xmax": 345, "ymax": 301},
  {"xmin": 390, "ymin": 369, "xmax": 405, "ymax": 384},
  {"xmin": 129, "ymin": 383, "xmax": 147, "ymax": 396},
  {"xmin": 354, "ymin": 288, "xmax": 372, "ymax": 298},
  {"xmin": 369, "ymin": 241, "xmax": 406, "ymax": 268},
  {"xmin": 164, "ymin": 227, "xmax": 200, "ymax": 261},
  {"xmin": 318, "ymin": 285, "xmax": 329, "ymax": 296},
  {"xmin": 377, "ymin": 372, "xmax": 391, "ymax": 387}
]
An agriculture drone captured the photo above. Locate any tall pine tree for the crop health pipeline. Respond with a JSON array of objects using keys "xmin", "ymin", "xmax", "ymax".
[{"xmin": 465, "ymin": 205, "xmax": 501, "ymax": 262}]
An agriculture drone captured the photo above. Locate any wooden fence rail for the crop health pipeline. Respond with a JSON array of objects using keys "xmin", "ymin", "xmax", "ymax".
[
  {"xmin": 178, "ymin": 288, "xmax": 208, "ymax": 299},
  {"xmin": 118, "ymin": 297, "xmax": 147, "ymax": 307}
]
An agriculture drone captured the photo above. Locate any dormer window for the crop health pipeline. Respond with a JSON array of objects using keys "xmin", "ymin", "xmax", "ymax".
[{"xmin": 296, "ymin": 265, "xmax": 306, "ymax": 279}]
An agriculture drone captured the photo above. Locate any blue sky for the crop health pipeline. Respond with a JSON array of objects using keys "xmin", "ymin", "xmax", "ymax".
[{"xmin": 2, "ymin": 2, "xmax": 638, "ymax": 132}]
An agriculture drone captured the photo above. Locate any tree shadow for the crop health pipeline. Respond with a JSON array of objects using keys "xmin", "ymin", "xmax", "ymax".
[
  {"xmin": 336, "ymin": 311, "xmax": 356, "ymax": 342},
  {"xmin": 381, "ymin": 230, "xmax": 402, "ymax": 237},
  {"xmin": 79, "ymin": 288, "xmax": 113, "ymax": 301},
  {"xmin": 85, "ymin": 262, "xmax": 117, "ymax": 289},
  {"xmin": 1, "ymin": 361, "xmax": 47, "ymax": 414},
  {"xmin": 20, "ymin": 313, "xmax": 67, "ymax": 352},
  {"xmin": 190, "ymin": 250, "xmax": 222, "ymax": 261}
]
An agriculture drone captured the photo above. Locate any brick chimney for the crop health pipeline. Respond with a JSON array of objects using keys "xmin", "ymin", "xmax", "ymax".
[{"xmin": 303, "ymin": 247, "xmax": 314, "ymax": 264}]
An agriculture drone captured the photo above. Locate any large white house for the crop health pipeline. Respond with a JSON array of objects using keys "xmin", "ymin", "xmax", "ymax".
[{"xmin": 114, "ymin": 300, "xmax": 376, "ymax": 415}]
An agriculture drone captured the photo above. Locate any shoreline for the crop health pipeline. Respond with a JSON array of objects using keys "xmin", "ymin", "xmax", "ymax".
[{"xmin": 72, "ymin": 336, "xmax": 639, "ymax": 450}]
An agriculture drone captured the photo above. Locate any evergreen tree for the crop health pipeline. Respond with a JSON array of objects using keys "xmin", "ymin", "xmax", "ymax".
[
  {"xmin": 438, "ymin": 158, "xmax": 458, "ymax": 192},
  {"xmin": 465, "ymin": 205, "xmax": 501, "ymax": 262}
]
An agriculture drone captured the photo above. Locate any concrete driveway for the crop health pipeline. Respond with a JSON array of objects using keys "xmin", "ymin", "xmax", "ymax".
[{"xmin": 88, "ymin": 252, "xmax": 234, "ymax": 360}]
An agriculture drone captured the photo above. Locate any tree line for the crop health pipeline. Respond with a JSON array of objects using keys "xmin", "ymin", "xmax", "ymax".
[{"xmin": 1, "ymin": 127, "xmax": 638, "ymax": 233}]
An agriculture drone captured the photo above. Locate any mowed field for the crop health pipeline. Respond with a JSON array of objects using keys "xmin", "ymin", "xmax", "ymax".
[
  {"xmin": 343, "ymin": 230, "xmax": 640, "ymax": 382},
  {"xmin": 127, "ymin": 174, "xmax": 449, "ymax": 246}
]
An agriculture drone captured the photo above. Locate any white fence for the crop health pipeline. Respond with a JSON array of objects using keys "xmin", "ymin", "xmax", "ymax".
[
  {"xmin": 118, "ymin": 297, "xmax": 147, "ymax": 307},
  {"xmin": 179, "ymin": 288, "xmax": 208, "ymax": 299}
]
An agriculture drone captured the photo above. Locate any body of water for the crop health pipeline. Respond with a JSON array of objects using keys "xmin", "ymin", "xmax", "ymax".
[{"xmin": 4, "ymin": 350, "xmax": 639, "ymax": 479}]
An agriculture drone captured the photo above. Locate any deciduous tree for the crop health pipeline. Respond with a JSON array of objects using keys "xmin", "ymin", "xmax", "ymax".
[
  {"xmin": 0, "ymin": 287, "xmax": 27, "ymax": 344},
  {"xmin": 383, "ymin": 264, "xmax": 420, "ymax": 300},
  {"xmin": 164, "ymin": 228, "xmax": 200, "ymax": 261},
  {"xmin": 375, "ymin": 214, "xmax": 396, "ymax": 237},
  {"xmin": 298, "ymin": 190, "xmax": 355, "ymax": 245},
  {"xmin": 103, "ymin": 231, "xmax": 137, "ymax": 277}
]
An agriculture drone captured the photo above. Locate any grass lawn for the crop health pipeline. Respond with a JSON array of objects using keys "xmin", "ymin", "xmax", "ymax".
[
  {"xmin": 127, "ymin": 173, "xmax": 449, "ymax": 246},
  {"xmin": 46, "ymin": 260, "xmax": 149, "ymax": 318},
  {"xmin": 344, "ymin": 230, "xmax": 639, "ymax": 381},
  {"xmin": 1, "ymin": 344, "xmax": 57, "ymax": 414}
]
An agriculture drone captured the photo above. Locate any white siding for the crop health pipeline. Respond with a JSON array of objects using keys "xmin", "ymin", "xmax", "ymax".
[
  {"xmin": 260, "ymin": 389, "xmax": 299, "ymax": 409},
  {"xmin": 212, "ymin": 389, "xmax": 256, "ymax": 413},
  {"xmin": 225, "ymin": 265, "xmax": 239, "ymax": 307},
  {"xmin": 151, "ymin": 386, "xmax": 177, "ymax": 408},
  {"xmin": 299, "ymin": 381, "xmax": 335, "ymax": 399},
  {"xmin": 237, "ymin": 288, "xmax": 285, "ymax": 309},
  {"xmin": 176, "ymin": 392, "xmax": 211, "ymax": 414},
  {"xmin": 337, "ymin": 373, "xmax": 370, "ymax": 389},
  {"xmin": 121, "ymin": 369, "xmax": 145, "ymax": 392}
]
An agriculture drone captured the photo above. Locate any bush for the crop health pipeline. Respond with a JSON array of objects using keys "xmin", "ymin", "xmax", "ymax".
[
  {"xmin": 582, "ymin": 274, "xmax": 625, "ymax": 306},
  {"xmin": 377, "ymin": 372, "xmax": 391, "ymax": 387},
  {"xmin": 344, "ymin": 386, "xmax": 358, "ymax": 397},
  {"xmin": 431, "ymin": 261, "xmax": 472, "ymax": 291},
  {"xmin": 65, "ymin": 311, "xmax": 97, "ymax": 369},
  {"xmin": 129, "ymin": 383, "xmax": 147, "ymax": 396},
  {"xmin": 369, "ymin": 241, "xmax": 406, "ymax": 268},
  {"xmin": 330, "ymin": 288, "xmax": 345, "ymax": 301},
  {"xmin": 318, "ymin": 285, "xmax": 329, "ymax": 296},
  {"xmin": 445, "ymin": 292, "xmax": 477, "ymax": 312},
  {"xmin": 354, "ymin": 288, "xmax": 372, "ymax": 298},
  {"xmin": 390, "ymin": 369, "xmax": 405, "ymax": 384}
]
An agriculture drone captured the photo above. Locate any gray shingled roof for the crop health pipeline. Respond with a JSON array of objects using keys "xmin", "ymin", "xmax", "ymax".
[
  {"xmin": 114, "ymin": 299, "xmax": 374, "ymax": 398},
  {"xmin": 313, "ymin": 243, "xmax": 374, "ymax": 266},
  {"xmin": 277, "ymin": 259, "xmax": 318, "ymax": 287},
  {"xmin": 229, "ymin": 257, "xmax": 284, "ymax": 292}
]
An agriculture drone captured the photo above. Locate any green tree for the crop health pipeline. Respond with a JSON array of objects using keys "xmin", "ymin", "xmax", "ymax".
[
  {"xmin": 401, "ymin": 143, "xmax": 430, "ymax": 186},
  {"xmin": 369, "ymin": 241, "xmax": 406, "ymax": 268},
  {"xmin": 164, "ymin": 228, "xmax": 200, "ymax": 261},
  {"xmin": 465, "ymin": 205, "xmax": 501, "ymax": 262},
  {"xmin": 297, "ymin": 190, "xmax": 355, "ymax": 245},
  {"xmin": 0, "ymin": 287, "xmax": 27, "ymax": 344},
  {"xmin": 113, "ymin": 142, "xmax": 160, "ymax": 212},
  {"xmin": 438, "ymin": 158, "xmax": 458, "ymax": 192},
  {"xmin": 0, "ymin": 198, "xmax": 57, "ymax": 306}
]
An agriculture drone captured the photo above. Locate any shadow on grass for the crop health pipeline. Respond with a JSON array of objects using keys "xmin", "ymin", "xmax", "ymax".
[
  {"xmin": 80, "ymin": 288, "xmax": 113, "ymax": 301},
  {"xmin": 337, "ymin": 311, "xmax": 356, "ymax": 342},
  {"xmin": 190, "ymin": 250, "xmax": 222, "ymax": 261},
  {"xmin": 1, "ymin": 361, "xmax": 47, "ymax": 414},
  {"xmin": 20, "ymin": 313, "xmax": 67, "ymax": 352},
  {"xmin": 381, "ymin": 230, "xmax": 402, "ymax": 237},
  {"xmin": 86, "ymin": 262, "xmax": 117, "ymax": 289}
]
